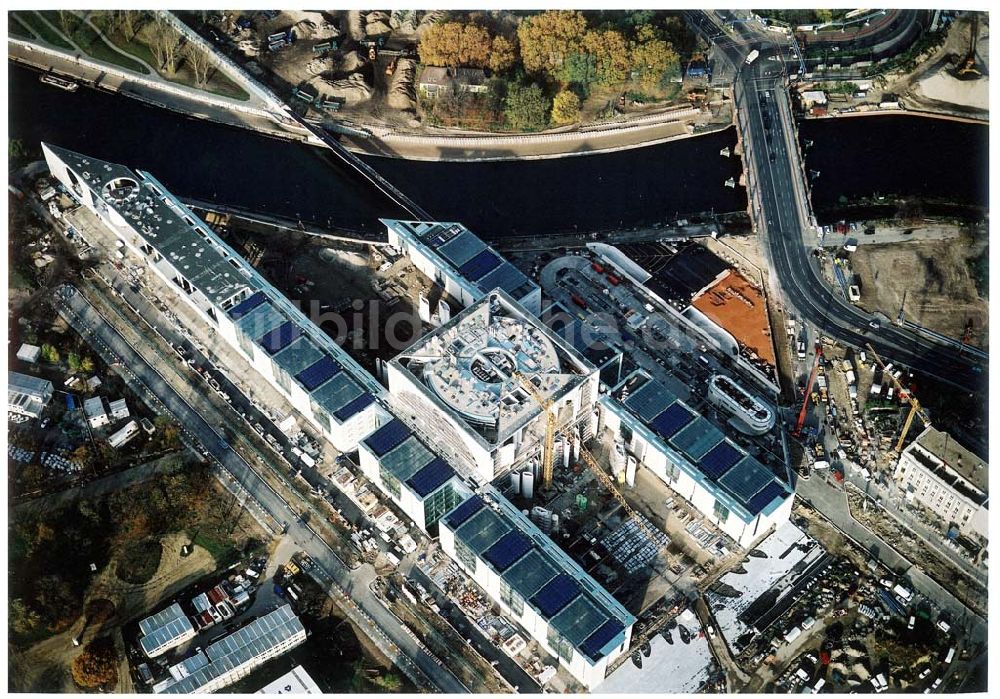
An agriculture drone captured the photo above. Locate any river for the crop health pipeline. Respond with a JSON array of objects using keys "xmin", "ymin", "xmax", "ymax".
[{"xmin": 9, "ymin": 63, "xmax": 988, "ymax": 238}]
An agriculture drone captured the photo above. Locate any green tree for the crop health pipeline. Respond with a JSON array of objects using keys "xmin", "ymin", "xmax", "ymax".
[
  {"xmin": 40, "ymin": 343, "xmax": 60, "ymax": 364},
  {"xmin": 67, "ymin": 351, "xmax": 82, "ymax": 373},
  {"xmin": 630, "ymin": 25, "xmax": 680, "ymax": 91},
  {"xmin": 516, "ymin": 10, "xmax": 586, "ymax": 75},
  {"xmin": 551, "ymin": 89, "xmax": 581, "ymax": 124},
  {"xmin": 79, "ymin": 355, "xmax": 95, "ymax": 373},
  {"xmin": 560, "ymin": 52, "xmax": 598, "ymax": 95},
  {"xmin": 71, "ymin": 637, "xmax": 118, "ymax": 689},
  {"xmin": 34, "ymin": 575, "xmax": 80, "ymax": 632},
  {"xmin": 503, "ymin": 82, "xmax": 551, "ymax": 131},
  {"xmin": 488, "ymin": 34, "xmax": 517, "ymax": 73}
]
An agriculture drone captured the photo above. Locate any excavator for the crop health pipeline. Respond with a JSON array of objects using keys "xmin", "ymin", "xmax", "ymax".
[{"xmin": 956, "ymin": 13, "xmax": 983, "ymax": 78}]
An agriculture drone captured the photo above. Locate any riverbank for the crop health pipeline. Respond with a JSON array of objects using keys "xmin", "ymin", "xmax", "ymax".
[
  {"xmin": 10, "ymin": 34, "xmax": 735, "ymax": 163},
  {"xmin": 802, "ymin": 106, "xmax": 988, "ymax": 126}
]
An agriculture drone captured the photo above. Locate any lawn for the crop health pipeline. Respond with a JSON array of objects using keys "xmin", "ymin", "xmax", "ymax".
[
  {"xmin": 15, "ymin": 11, "xmax": 73, "ymax": 50},
  {"xmin": 38, "ymin": 10, "xmax": 149, "ymax": 74},
  {"xmin": 89, "ymin": 11, "xmax": 250, "ymax": 101}
]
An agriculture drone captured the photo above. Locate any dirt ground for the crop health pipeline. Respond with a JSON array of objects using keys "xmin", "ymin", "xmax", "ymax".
[
  {"xmin": 892, "ymin": 14, "xmax": 989, "ymax": 118},
  {"xmin": 850, "ymin": 237, "xmax": 988, "ymax": 348}
]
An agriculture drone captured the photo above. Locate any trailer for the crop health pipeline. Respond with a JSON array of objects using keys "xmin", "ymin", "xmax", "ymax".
[{"xmin": 745, "ymin": 49, "xmax": 760, "ymax": 64}]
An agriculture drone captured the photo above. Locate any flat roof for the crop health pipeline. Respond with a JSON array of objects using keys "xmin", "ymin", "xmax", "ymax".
[
  {"xmin": 445, "ymin": 490, "xmax": 634, "ymax": 664},
  {"xmin": 362, "ymin": 419, "xmax": 458, "ymax": 500},
  {"xmin": 617, "ymin": 241, "xmax": 729, "ymax": 304},
  {"xmin": 256, "ymin": 665, "xmax": 322, "ymax": 694},
  {"xmin": 692, "ymin": 269, "xmax": 775, "ymax": 366},
  {"xmin": 157, "ymin": 606, "xmax": 304, "ymax": 694},
  {"xmin": 8, "ymin": 371, "xmax": 53, "ymax": 397},
  {"xmin": 383, "ymin": 219, "xmax": 538, "ymax": 303},
  {"xmin": 909, "ymin": 426, "xmax": 988, "ymax": 494},
  {"xmin": 139, "ymin": 603, "xmax": 194, "ymax": 656},
  {"xmin": 392, "ymin": 289, "xmax": 594, "ymax": 450},
  {"xmin": 42, "ymin": 144, "xmax": 383, "ymax": 424},
  {"xmin": 609, "ymin": 372, "xmax": 791, "ymax": 521}
]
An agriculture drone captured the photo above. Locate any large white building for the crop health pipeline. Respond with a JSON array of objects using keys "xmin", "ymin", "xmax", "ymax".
[
  {"xmin": 383, "ymin": 219, "xmax": 542, "ymax": 315},
  {"xmin": 42, "ymin": 143, "xmax": 385, "ymax": 452},
  {"xmin": 356, "ymin": 416, "xmax": 470, "ymax": 532},
  {"xmin": 440, "ymin": 490, "xmax": 635, "ymax": 689},
  {"xmin": 706, "ymin": 374, "xmax": 775, "ymax": 435},
  {"xmin": 154, "ymin": 605, "xmax": 306, "ymax": 693},
  {"xmin": 8, "ymin": 371, "xmax": 53, "ymax": 419},
  {"xmin": 138, "ymin": 603, "xmax": 197, "ymax": 659},
  {"xmin": 600, "ymin": 371, "xmax": 793, "ymax": 547},
  {"xmin": 388, "ymin": 290, "xmax": 598, "ymax": 483},
  {"xmin": 895, "ymin": 426, "xmax": 988, "ymax": 544}
]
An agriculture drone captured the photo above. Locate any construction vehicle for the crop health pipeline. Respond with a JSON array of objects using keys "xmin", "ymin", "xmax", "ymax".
[
  {"xmin": 865, "ymin": 343, "xmax": 931, "ymax": 452},
  {"xmin": 793, "ymin": 344, "xmax": 823, "ymax": 437},
  {"xmin": 956, "ymin": 14, "xmax": 983, "ymax": 78}
]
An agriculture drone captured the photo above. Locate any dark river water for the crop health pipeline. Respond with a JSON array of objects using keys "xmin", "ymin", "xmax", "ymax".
[{"xmin": 10, "ymin": 63, "xmax": 988, "ymax": 238}]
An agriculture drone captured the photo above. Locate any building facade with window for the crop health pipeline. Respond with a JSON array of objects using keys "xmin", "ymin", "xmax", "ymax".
[
  {"xmin": 895, "ymin": 426, "xmax": 988, "ymax": 544},
  {"xmin": 439, "ymin": 490, "xmax": 635, "ymax": 689},
  {"xmin": 8, "ymin": 371, "xmax": 53, "ymax": 419},
  {"xmin": 600, "ymin": 371, "xmax": 793, "ymax": 547},
  {"xmin": 42, "ymin": 143, "xmax": 384, "ymax": 452}
]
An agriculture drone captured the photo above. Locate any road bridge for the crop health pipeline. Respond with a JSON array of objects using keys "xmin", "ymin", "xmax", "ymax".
[{"xmin": 688, "ymin": 11, "xmax": 986, "ymax": 395}]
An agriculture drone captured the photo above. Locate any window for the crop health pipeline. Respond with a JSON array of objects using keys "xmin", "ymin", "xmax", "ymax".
[
  {"xmin": 310, "ymin": 401, "xmax": 331, "ymax": 432},
  {"xmin": 272, "ymin": 361, "xmax": 292, "ymax": 395},
  {"xmin": 455, "ymin": 540, "xmax": 477, "ymax": 574},
  {"xmin": 713, "ymin": 500, "xmax": 730, "ymax": 524},
  {"xmin": 236, "ymin": 329, "xmax": 255, "ymax": 359},
  {"xmin": 665, "ymin": 461, "xmax": 680, "ymax": 483},
  {"xmin": 380, "ymin": 465, "xmax": 401, "ymax": 499},
  {"xmin": 424, "ymin": 484, "xmax": 463, "ymax": 531}
]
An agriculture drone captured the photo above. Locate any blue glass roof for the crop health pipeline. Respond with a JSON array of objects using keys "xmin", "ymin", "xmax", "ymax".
[
  {"xmin": 456, "ymin": 507, "xmax": 511, "ymax": 554},
  {"xmin": 458, "ymin": 249, "xmax": 502, "ymax": 281},
  {"xmin": 719, "ymin": 457, "xmax": 774, "ymax": 503},
  {"xmin": 649, "ymin": 403, "xmax": 696, "ymax": 440},
  {"xmin": 406, "ymin": 457, "xmax": 455, "ymax": 498},
  {"xmin": 259, "ymin": 320, "xmax": 302, "ymax": 355},
  {"xmin": 297, "ymin": 355, "xmax": 341, "ymax": 391},
  {"xmin": 333, "ymin": 393, "xmax": 374, "ymax": 422},
  {"xmin": 437, "ymin": 232, "xmax": 486, "ymax": 266},
  {"xmin": 551, "ymin": 595, "xmax": 608, "ymax": 645},
  {"xmin": 580, "ymin": 618, "xmax": 626, "ymax": 661},
  {"xmin": 670, "ymin": 417, "xmax": 724, "ymax": 460},
  {"xmin": 482, "ymin": 530, "xmax": 532, "ymax": 573},
  {"xmin": 236, "ymin": 302, "xmax": 285, "ymax": 339},
  {"xmin": 699, "ymin": 441, "xmax": 742, "ymax": 479},
  {"xmin": 228, "ymin": 290, "xmax": 266, "ymax": 319},
  {"xmin": 311, "ymin": 373, "xmax": 362, "ymax": 416},
  {"xmin": 445, "ymin": 495, "xmax": 484, "ymax": 529},
  {"xmin": 504, "ymin": 549, "xmax": 558, "ymax": 599},
  {"xmin": 531, "ymin": 573, "xmax": 580, "ymax": 617},
  {"xmin": 625, "ymin": 379, "xmax": 677, "ymax": 422},
  {"xmin": 479, "ymin": 263, "xmax": 532, "ymax": 298},
  {"xmin": 746, "ymin": 481, "xmax": 787, "ymax": 515},
  {"xmin": 364, "ymin": 419, "xmax": 411, "ymax": 457},
  {"xmin": 273, "ymin": 336, "xmax": 323, "ymax": 377}
]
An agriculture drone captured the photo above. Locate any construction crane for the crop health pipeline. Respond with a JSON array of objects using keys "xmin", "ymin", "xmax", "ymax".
[
  {"xmin": 865, "ymin": 343, "xmax": 931, "ymax": 452},
  {"xmin": 513, "ymin": 372, "xmax": 556, "ymax": 489},
  {"xmin": 792, "ymin": 344, "xmax": 823, "ymax": 437}
]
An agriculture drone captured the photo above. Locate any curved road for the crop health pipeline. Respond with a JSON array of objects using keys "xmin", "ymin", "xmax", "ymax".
[{"xmin": 687, "ymin": 11, "xmax": 986, "ymax": 394}]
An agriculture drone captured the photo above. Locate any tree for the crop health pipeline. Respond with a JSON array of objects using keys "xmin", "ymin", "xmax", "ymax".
[
  {"xmin": 148, "ymin": 17, "xmax": 183, "ymax": 76},
  {"xmin": 458, "ymin": 23, "xmax": 492, "ymax": 68},
  {"xmin": 58, "ymin": 10, "xmax": 74, "ymax": 37},
  {"xmin": 34, "ymin": 575, "xmax": 80, "ymax": 632},
  {"xmin": 551, "ymin": 89, "xmax": 581, "ymax": 124},
  {"xmin": 40, "ymin": 343, "xmax": 60, "ymax": 364},
  {"xmin": 120, "ymin": 9, "xmax": 140, "ymax": 40},
  {"xmin": 71, "ymin": 637, "xmax": 118, "ymax": 689},
  {"xmin": 503, "ymin": 82, "xmax": 550, "ymax": 131},
  {"xmin": 79, "ymin": 355, "xmax": 95, "ymax": 373},
  {"xmin": 561, "ymin": 52, "xmax": 598, "ymax": 95},
  {"xmin": 630, "ymin": 25, "xmax": 680, "ymax": 91},
  {"xmin": 184, "ymin": 44, "xmax": 214, "ymax": 87},
  {"xmin": 67, "ymin": 351, "xmax": 82, "ymax": 373},
  {"xmin": 582, "ymin": 29, "xmax": 631, "ymax": 86},
  {"xmin": 488, "ymin": 34, "xmax": 517, "ymax": 73},
  {"xmin": 84, "ymin": 599, "xmax": 116, "ymax": 627},
  {"xmin": 517, "ymin": 10, "xmax": 586, "ymax": 75},
  {"xmin": 10, "ymin": 598, "xmax": 41, "ymax": 635}
]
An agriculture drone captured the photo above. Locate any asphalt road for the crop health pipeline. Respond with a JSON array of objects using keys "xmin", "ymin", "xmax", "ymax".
[
  {"xmin": 686, "ymin": 11, "xmax": 987, "ymax": 395},
  {"xmin": 54, "ymin": 285, "xmax": 469, "ymax": 693}
]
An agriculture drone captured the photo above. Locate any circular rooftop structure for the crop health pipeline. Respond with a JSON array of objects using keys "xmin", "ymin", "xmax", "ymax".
[
  {"xmin": 102, "ymin": 176, "xmax": 140, "ymax": 205},
  {"xmin": 422, "ymin": 315, "xmax": 561, "ymax": 426}
]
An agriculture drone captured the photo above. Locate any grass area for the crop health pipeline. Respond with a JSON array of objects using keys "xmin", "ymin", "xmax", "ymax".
[
  {"xmin": 15, "ymin": 11, "xmax": 73, "ymax": 50},
  {"xmin": 9, "ymin": 14, "xmax": 36, "ymax": 39},
  {"xmin": 41, "ymin": 10, "xmax": 150, "ymax": 74},
  {"xmin": 115, "ymin": 539, "xmax": 163, "ymax": 584},
  {"xmin": 88, "ymin": 11, "xmax": 250, "ymax": 101},
  {"xmin": 189, "ymin": 531, "xmax": 242, "ymax": 567}
]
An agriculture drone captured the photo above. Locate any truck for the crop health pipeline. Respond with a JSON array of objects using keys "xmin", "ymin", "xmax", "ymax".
[
  {"xmin": 571, "ymin": 293, "xmax": 587, "ymax": 309},
  {"xmin": 606, "ymin": 274, "xmax": 621, "ymax": 286},
  {"xmin": 797, "ymin": 341, "xmax": 807, "ymax": 359},
  {"xmin": 745, "ymin": 49, "xmax": 760, "ymax": 65}
]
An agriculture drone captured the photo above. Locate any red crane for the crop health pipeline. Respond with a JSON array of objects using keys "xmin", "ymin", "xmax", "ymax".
[{"xmin": 793, "ymin": 344, "xmax": 823, "ymax": 437}]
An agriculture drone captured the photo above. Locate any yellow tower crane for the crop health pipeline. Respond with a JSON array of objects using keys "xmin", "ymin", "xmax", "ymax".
[
  {"xmin": 865, "ymin": 343, "xmax": 931, "ymax": 452},
  {"xmin": 513, "ymin": 372, "xmax": 556, "ymax": 489}
]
